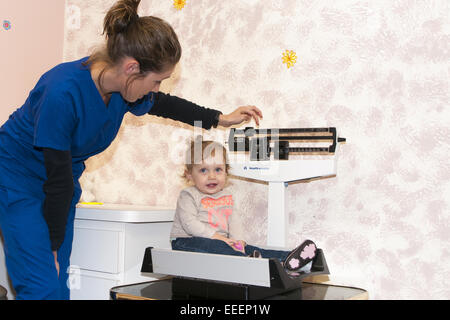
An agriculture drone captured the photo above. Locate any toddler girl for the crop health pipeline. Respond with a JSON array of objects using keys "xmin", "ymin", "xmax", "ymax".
[{"xmin": 170, "ymin": 137, "xmax": 317, "ymax": 273}]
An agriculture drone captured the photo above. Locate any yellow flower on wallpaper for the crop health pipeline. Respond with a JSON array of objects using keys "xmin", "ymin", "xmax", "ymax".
[
  {"xmin": 173, "ymin": 0, "xmax": 186, "ymax": 10},
  {"xmin": 282, "ymin": 50, "xmax": 297, "ymax": 69}
]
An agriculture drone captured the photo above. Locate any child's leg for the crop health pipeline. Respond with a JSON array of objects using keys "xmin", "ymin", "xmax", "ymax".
[
  {"xmin": 245, "ymin": 240, "xmax": 317, "ymax": 272},
  {"xmin": 172, "ymin": 237, "xmax": 247, "ymax": 257},
  {"xmin": 283, "ymin": 240, "xmax": 317, "ymax": 271},
  {"xmin": 244, "ymin": 245, "xmax": 290, "ymax": 261}
]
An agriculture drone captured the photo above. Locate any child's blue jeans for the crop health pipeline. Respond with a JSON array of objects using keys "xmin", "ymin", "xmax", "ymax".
[{"xmin": 171, "ymin": 237, "xmax": 290, "ymax": 262}]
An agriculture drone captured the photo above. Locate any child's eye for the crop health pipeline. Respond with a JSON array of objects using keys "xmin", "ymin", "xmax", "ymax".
[
  {"xmin": 215, "ymin": 168, "xmax": 223, "ymax": 173},
  {"xmin": 200, "ymin": 168, "xmax": 207, "ymax": 173}
]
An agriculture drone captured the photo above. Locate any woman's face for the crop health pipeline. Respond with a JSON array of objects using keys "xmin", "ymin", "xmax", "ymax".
[{"xmin": 123, "ymin": 66, "xmax": 174, "ymax": 102}]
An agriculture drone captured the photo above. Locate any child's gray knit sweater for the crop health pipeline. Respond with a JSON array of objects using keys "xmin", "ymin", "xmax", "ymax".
[{"xmin": 170, "ymin": 186, "xmax": 243, "ymax": 240}]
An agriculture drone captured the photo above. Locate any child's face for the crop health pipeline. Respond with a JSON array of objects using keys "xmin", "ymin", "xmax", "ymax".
[{"xmin": 186, "ymin": 157, "xmax": 227, "ymax": 195}]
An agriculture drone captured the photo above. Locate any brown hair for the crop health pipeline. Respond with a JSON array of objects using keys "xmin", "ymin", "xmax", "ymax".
[
  {"xmin": 182, "ymin": 137, "xmax": 231, "ymax": 183},
  {"xmin": 83, "ymin": 0, "xmax": 182, "ymax": 94}
]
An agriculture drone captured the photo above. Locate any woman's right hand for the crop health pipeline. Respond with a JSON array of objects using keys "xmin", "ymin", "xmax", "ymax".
[{"xmin": 218, "ymin": 106, "xmax": 263, "ymax": 127}]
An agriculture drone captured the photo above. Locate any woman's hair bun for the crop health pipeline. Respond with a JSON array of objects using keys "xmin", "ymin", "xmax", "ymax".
[
  {"xmin": 85, "ymin": 0, "xmax": 181, "ymax": 76},
  {"xmin": 103, "ymin": 0, "xmax": 141, "ymax": 37}
]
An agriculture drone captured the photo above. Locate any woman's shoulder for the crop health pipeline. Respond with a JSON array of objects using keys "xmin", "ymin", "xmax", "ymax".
[
  {"xmin": 36, "ymin": 57, "xmax": 91, "ymax": 91},
  {"xmin": 28, "ymin": 57, "xmax": 98, "ymax": 107}
]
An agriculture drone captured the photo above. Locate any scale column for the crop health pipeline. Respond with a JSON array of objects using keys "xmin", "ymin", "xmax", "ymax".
[{"xmin": 267, "ymin": 182, "xmax": 288, "ymax": 248}]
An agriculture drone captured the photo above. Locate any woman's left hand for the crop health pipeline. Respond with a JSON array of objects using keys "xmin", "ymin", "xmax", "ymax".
[
  {"xmin": 53, "ymin": 251, "xmax": 60, "ymax": 277},
  {"xmin": 218, "ymin": 105, "xmax": 263, "ymax": 127}
]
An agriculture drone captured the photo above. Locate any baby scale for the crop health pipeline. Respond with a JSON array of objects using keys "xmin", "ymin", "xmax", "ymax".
[{"xmin": 141, "ymin": 127, "xmax": 346, "ymax": 299}]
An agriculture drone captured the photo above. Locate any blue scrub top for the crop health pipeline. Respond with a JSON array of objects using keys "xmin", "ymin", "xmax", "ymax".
[{"xmin": 0, "ymin": 57, "xmax": 154, "ymax": 198}]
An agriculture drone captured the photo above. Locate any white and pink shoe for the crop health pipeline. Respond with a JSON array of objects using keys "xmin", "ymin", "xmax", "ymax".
[{"xmin": 284, "ymin": 240, "xmax": 317, "ymax": 272}]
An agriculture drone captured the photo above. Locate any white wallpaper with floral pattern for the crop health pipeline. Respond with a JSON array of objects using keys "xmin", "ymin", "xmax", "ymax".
[{"xmin": 64, "ymin": 0, "xmax": 449, "ymax": 299}]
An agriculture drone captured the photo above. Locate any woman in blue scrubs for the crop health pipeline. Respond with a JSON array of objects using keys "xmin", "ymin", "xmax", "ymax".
[{"xmin": 0, "ymin": 0, "xmax": 262, "ymax": 300}]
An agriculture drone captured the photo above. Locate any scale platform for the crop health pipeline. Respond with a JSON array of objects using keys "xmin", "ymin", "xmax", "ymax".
[{"xmin": 141, "ymin": 247, "xmax": 329, "ymax": 300}]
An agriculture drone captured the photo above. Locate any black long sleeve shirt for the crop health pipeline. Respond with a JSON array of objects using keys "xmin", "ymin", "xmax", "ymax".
[
  {"xmin": 148, "ymin": 92, "xmax": 221, "ymax": 128},
  {"xmin": 43, "ymin": 93, "xmax": 222, "ymax": 251}
]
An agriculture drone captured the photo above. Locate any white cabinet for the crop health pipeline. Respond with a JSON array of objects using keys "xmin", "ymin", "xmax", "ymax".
[{"xmin": 68, "ymin": 203, "xmax": 174, "ymax": 300}]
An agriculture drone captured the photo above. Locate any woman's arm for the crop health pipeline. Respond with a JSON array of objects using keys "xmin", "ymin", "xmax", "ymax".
[
  {"xmin": 148, "ymin": 92, "xmax": 262, "ymax": 129},
  {"xmin": 148, "ymin": 92, "xmax": 222, "ymax": 129},
  {"xmin": 218, "ymin": 105, "xmax": 262, "ymax": 127},
  {"xmin": 42, "ymin": 148, "xmax": 74, "ymax": 252}
]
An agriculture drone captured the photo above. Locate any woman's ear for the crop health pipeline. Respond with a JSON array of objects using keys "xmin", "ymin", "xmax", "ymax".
[{"xmin": 123, "ymin": 58, "xmax": 140, "ymax": 75}]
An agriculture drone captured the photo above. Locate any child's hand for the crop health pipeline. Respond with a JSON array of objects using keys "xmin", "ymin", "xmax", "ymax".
[
  {"xmin": 212, "ymin": 233, "xmax": 235, "ymax": 247},
  {"xmin": 212, "ymin": 233, "xmax": 246, "ymax": 254},
  {"xmin": 231, "ymin": 240, "xmax": 246, "ymax": 254}
]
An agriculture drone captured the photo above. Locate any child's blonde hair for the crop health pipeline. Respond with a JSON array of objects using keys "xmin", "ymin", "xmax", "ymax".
[{"xmin": 182, "ymin": 136, "xmax": 230, "ymax": 183}]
